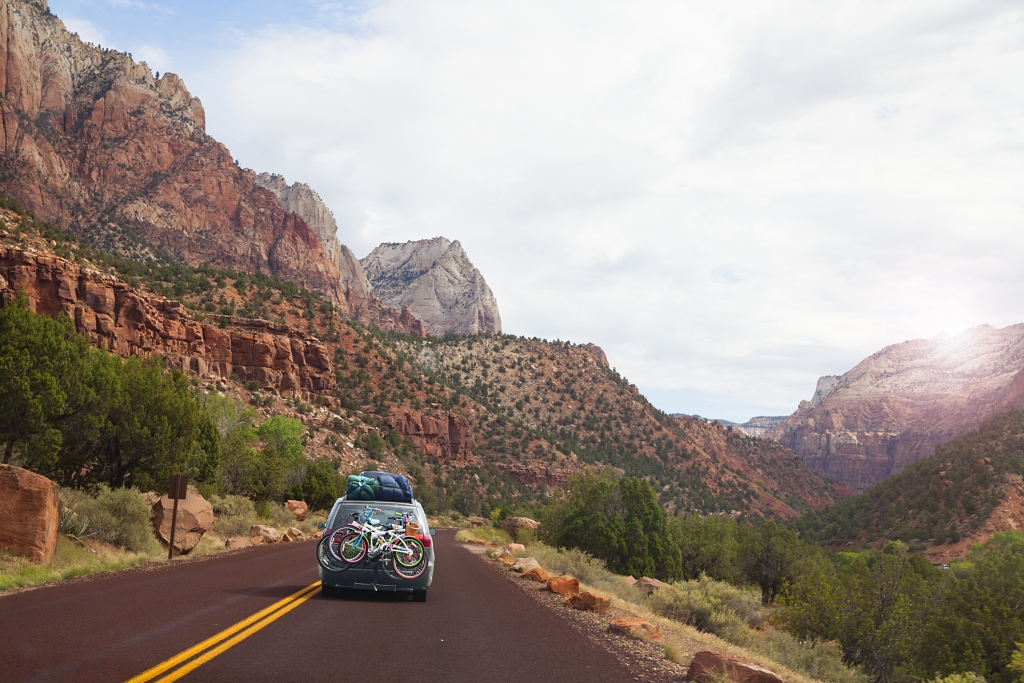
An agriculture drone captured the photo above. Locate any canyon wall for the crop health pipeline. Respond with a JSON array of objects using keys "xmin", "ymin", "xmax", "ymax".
[
  {"xmin": 0, "ymin": 0, "xmax": 424, "ymax": 336},
  {"xmin": 769, "ymin": 324, "xmax": 1024, "ymax": 492},
  {"xmin": 362, "ymin": 238, "xmax": 501, "ymax": 336},
  {"xmin": 0, "ymin": 244, "xmax": 337, "ymax": 399}
]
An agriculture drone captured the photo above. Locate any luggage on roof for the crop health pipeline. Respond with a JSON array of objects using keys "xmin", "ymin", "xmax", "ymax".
[
  {"xmin": 346, "ymin": 475, "xmax": 380, "ymax": 501},
  {"xmin": 359, "ymin": 470, "xmax": 413, "ymax": 503}
]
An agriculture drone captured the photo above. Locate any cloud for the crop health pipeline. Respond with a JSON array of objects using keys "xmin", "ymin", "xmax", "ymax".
[
  {"xmin": 61, "ymin": 16, "xmax": 107, "ymax": 45},
  {"xmin": 133, "ymin": 44, "xmax": 172, "ymax": 72},
  {"xmin": 185, "ymin": 0, "xmax": 1024, "ymax": 420}
]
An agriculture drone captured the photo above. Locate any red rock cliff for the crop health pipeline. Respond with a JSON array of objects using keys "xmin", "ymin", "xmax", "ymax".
[
  {"xmin": 0, "ymin": 0, "xmax": 423, "ymax": 336},
  {"xmin": 768, "ymin": 324, "xmax": 1024, "ymax": 493},
  {"xmin": 384, "ymin": 407, "xmax": 474, "ymax": 460},
  {"xmin": 0, "ymin": 244, "xmax": 336, "ymax": 399}
]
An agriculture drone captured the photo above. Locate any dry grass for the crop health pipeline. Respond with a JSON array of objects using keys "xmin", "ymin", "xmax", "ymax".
[{"xmin": 0, "ymin": 536, "xmax": 159, "ymax": 592}]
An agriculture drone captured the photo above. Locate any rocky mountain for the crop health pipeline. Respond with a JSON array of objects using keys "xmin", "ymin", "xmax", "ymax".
[
  {"xmin": 0, "ymin": 0, "xmax": 421, "ymax": 335},
  {"xmin": 362, "ymin": 238, "xmax": 501, "ymax": 336},
  {"xmin": 672, "ymin": 414, "xmax": 787, "ymax": 438},
  {"xmin": 769, "ymin": 324, "xmax": 1024, "ymax": 493},
  {"xmin": 792, "ymin": 409, "xmax": 1024, "ymax": 563},
  {"xmin": 1, "ymin": 198, "xmax": 840, "ymax": 518},
  {"xmin": 407, "ymin": 336, "xmax": 837, "ymax": 518},
  {"xmin": 253, "ymin": 173, "xmax": 373, "ymax": 317}
]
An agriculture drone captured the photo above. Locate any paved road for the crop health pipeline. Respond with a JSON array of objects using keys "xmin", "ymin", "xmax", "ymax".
[{"xmin": 1, "ymin": 530, "xmax": 637, "ymax": 682}]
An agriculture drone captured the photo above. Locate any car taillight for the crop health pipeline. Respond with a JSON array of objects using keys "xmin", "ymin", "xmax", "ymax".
[{"xmin": 416, "ymin": 534, "xmax": 431, "ymax": 548}]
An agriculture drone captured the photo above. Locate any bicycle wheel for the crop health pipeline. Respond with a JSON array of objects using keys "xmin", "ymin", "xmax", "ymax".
[
  {"xmin": 330, "ymin": 530, "xmax": 367, "ymax": 564},
  {"xmin": 392, "ymin": 538, "xmax": 427, "ymax": 579},
  {"xmin": 317, "ymin": 536, "xmax": 345, "ymax": 571}
]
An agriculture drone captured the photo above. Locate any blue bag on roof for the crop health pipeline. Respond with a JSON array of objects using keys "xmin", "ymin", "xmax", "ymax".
[{"xmin": 359, "ymin": 471, "xmax": 413, "ymax": 503}]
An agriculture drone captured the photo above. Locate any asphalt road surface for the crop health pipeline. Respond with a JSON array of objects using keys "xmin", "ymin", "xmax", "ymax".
[{"xmin": 1, "ymin": 530, "xmax": 638, "ymax": 683}]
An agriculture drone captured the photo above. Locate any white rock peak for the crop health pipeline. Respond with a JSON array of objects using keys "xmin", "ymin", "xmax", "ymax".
[{"xmin": 361, "ymin": 237, "xmax": 502, "ymax": 336}]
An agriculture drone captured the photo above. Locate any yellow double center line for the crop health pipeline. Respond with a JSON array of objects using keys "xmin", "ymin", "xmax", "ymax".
[{"xmin": 125, "ymin": 581, "xmax": 321, "ymax": 683}]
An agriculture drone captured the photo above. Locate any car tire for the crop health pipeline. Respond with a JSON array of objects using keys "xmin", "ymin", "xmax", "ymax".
[{"xmin": 413, "ymin": 590, "xmax": 427, "ymax": 603}]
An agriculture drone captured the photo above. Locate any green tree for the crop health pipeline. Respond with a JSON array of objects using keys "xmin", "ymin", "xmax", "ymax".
[
  {"xmin": 553, "ymin": 469, "xmax": 681, "ymax": 580},
  {"xmin": 917, "ymin": 532, "xmax": 1024, "ymax": 683},
  {"xmin": 58, "ymin": 354, "xmax": 219, "ymax": 490},
  {"xmin": 741, "ymin": 520, "xmax": 800, "ymax": 604},
  {"xmin": 671, "ymin": 513, "xmax": 742, "ymax": 582},
  {"xmin": 287, "ymin": 457, "xmax": 345, "ymax": 510},
  {"xmin": 0, "ymin": 292, "xmax": 91, "ymax": 468},
  {"xmin": 201, "ymin": 393, "xmax": 259, "ymax": 495},
  {"xmin": 779, "ymin": 542, "xmax": 941, "ymax": 683},
  {"xmin": 239, "ymin": 416, "xmax": 305, "ymax": 501}
]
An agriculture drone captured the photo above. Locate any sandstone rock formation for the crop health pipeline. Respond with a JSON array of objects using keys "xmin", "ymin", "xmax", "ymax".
[
  {"xmin": 226, "ymin": 537, "xmax": 252, "ymax": 550},
  {"xmin": 361, "ymin": 238, "xmax": 501, "ymax": 336},
  {"xmin": 510, "ymin": 557, "xmax": 541, "ymax": 573},
  {"xmin": 769, "ymin": 324, "xmax": 1024, "ymax": 493},
  {"xmin": 384, "ymin": 407, "xmax": 473, "ymax": 460},
  {"xmin": 685, "ymin": 651, "xmax": 784, "ymax": 683},
  {"xmin": 152, "ymin": 491, "xmax": 214, "ymax": 555},
  {"xmin": 522, "ymin": 567, "xmax": 549, "ymax": 583},
  {"xmin": 581, "ymin": 343, "xmax": 609, "ymax": 367},
  {"xmin": 0, "ymin": 464, "xmax": 59, "ymax": 562},
  {"xmin": 254, "ymin": 173, "xmax": 372, "ymax": 317},
  {"xmin": 0, "ymin": 244, "xmax": 337, "ymax": 399},
  {"xmin": 0, "ymin": 0, "xmax": 423, "ymax": 336}
]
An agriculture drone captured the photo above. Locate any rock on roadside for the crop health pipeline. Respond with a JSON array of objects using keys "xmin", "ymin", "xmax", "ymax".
[
  {"xmin": 685, "ymin": 651, "xmax": 784, "ymax": 683},
  {"xmin": 250, "ymin": 525, "xmax": 282, "ymax": 544},
  {"xmin": 547, "ymin": 577, "xmax": 580, "ymax": 596},
  {"xmin": 501, "ymin": 516, "xmax": 540, "ymax": 539},
  {"xmin": 511, "ymin": 557, "xmax": 541, "ymax": 574},
  {"xmin": 0, "ymin": 464, "xmax": 59, "ymax": 562},
  {"xmin": 226, "ymin": 537, "xmax": 252, "ymax": 550},
  {"xmin": 563, "ymin": 591, "xmax": 611, "ymax": 612},
  {"xmin": 152, "ymin": 491, "xmax": 214, "ymax": 556},
  {"xmin": 522, "ymin": 567, "xmax": 549, "ymax": 583},
  {"xmin": 285, "ymin": 500, "xmax": 308, "ymax": 521},
  {"xmin": 608, "ymin": 618, "xmax": 663, "ymax": 642}
]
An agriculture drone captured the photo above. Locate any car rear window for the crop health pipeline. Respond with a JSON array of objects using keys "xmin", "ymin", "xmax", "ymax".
[{"xmin": 329, "ymin": 502, "xmax": 427, "ymax": 531}]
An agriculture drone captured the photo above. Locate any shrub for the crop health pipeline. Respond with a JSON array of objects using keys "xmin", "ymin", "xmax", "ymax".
[
  {"xmin": 209, "ymin": 494, "xmax": 258, "ymax": 538},
  {"xmin": 62, "ymin": 486, "xmax": 160, "ymax": 554}
]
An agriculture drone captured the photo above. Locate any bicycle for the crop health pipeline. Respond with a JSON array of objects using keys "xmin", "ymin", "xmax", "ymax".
[{"xmin": 324, "ymin": 507, "xmax": 427, "ymax": 580}]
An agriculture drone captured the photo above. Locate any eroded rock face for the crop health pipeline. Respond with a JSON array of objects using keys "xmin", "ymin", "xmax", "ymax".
[
  {"xmin": 0, "ymin": 246, "xmax": 337, "ymax": 399},
  {"xmin": 254, "ymin": 173, "xmax": 372, "ymax": 317},
  {"xmin": 152, "ymin": 491, "xmax": 214, "ymax": 555},
  {"xmin": 0, "ymin": 464, "xmax": 59, "ymax": 562},
  {"xmin": 0, "ymin": 2, "xmax": 424, "ymax": 337},
  {"xmin": 384, "ymin": 407, "xmax": 473, "ymax": 460},
  {"xmin": 362, "ymin": 238, "xmax": 501, "ymax": 336},
  {"xmin": 768, "ymin": 324, "xmax": 1024, "ymax": 493}
]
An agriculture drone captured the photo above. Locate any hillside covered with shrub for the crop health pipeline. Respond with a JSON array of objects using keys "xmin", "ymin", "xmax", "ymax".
[{"xmin": 792, "ymin": 409, "xmax": 1024, "ymax": 553}]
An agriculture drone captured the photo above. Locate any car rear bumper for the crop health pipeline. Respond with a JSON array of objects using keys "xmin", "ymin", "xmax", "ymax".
[{"xmin": 318, "ymin": 556, "xmax": 434, "ymax": 592}]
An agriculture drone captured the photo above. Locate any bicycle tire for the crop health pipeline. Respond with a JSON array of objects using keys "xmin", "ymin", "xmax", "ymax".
[
  {"xmin": 331, "ymin": 530, "xmax": 367, "ymax": 564},
  {"xmin": 392, "ymin": 538, "xmax": 427, "ymax": 579},
  {"xmin": 317, "ymin": 536, "xmax": 345, "ymax": 571}
]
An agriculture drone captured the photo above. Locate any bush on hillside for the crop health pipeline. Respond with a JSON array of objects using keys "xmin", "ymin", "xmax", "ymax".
[{"xmin": 61, "ymin": 486, "xmax": 160, "ymax": 554}]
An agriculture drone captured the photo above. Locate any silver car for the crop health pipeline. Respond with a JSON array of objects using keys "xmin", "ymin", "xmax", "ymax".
[{"xmin": 317, "ymin": 497, "xmax": 436, "ymax": 601}]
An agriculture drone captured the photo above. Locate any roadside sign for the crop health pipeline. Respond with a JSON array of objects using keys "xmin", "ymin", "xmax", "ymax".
[
  {"xmin": 167, "ymin": 474, "xmax": 188, "ymax": 561},
  {"xmin": 168, "ymin": 474, "xmax": 188, "ymax": 500}
]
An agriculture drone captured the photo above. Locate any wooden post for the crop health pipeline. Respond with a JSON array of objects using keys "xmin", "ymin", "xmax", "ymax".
[{"xmin": 167, "ymin": 474, "xmax": 188, "ymax": 561}]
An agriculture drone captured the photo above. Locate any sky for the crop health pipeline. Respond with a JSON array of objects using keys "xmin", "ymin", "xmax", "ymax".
[{"xmin": 49, "ymin": 0, "xmax": 1024, "ymax": 422}]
